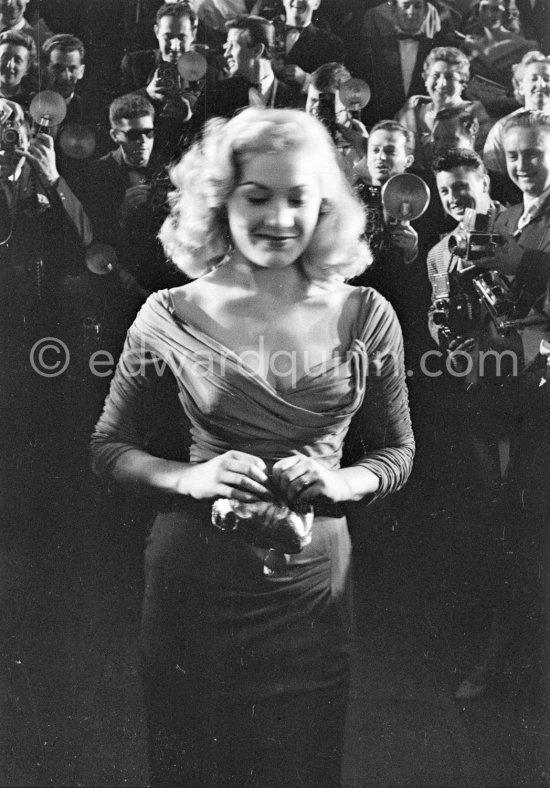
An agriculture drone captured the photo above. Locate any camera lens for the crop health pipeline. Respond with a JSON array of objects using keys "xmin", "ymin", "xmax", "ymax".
[
  {"xmin": 448, "ymin": 230, "xmax": 468, "ymax": 258},
  {"xmin": 2, "ymin": 127, "xmax": 19, "ymax": 146}
]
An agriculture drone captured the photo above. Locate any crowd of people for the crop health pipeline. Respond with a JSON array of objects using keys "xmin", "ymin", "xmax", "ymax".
[{"xmin": 2, "ymin": 0, "xmax": 550, "ymax": 785}]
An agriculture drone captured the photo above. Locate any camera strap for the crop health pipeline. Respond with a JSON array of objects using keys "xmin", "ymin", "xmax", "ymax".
[{"xmin": 0, "ymin": 174, "xmax": 23, "ymax": 247}]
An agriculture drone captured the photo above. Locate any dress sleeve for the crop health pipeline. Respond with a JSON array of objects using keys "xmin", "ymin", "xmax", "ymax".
[
  {"xmin": 345, "ymin": 290, "xmax": 415, "ymax": 499},
  {"xmin": 90, "ymin": 296, "xmax": 189, "ymax": 478}
]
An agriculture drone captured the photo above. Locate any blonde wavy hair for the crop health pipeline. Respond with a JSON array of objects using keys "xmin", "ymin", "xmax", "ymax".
[
  {"xmin": 511, "ymin": 51, "xmax": 550, "ymax": 104},
  {"xmin": 159, "ymin": 107, "xmax": 372, "ymax": 280}
]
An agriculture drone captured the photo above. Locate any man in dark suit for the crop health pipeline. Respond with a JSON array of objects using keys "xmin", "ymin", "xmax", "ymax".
[
  {"xmin": 120, "ymin": 2, "xmax": 223, "ymax": 159},
  {"xmin": 273, "ymin": 0, "xmax": 345, "ymax": 92},
  {"xmin": 187, "ymin": 15, "xmax": 302, "ymax": 143},
  {"xmin": 354, "ymin": 0, "xmax": 447, "ymax": 125},
  {"xmin": 80, "ymin": 92, "xmax": 185, "ymax": 296},
  {"xmin": 120, "ymin": 2, "xmax": 198, "ymax": 94}
]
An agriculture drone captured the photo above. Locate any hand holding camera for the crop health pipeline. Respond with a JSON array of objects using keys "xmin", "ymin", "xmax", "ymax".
[
  {"xmin": 470, "ymin": 234, "xmax": 524, "ymax": 276},
  {"xmin": 446, "ymin": 334, "xmax": 478, "ymax": 373},
  {"xmin": 388, "ymin": 221, "xmax": 419, "ymax": 263},
  {"xmin": 118, "ymin": 183, "xmax": 152, "ymax": 227},
  {"xmin": 18, "ymin": 132, "xmax": 60, "ymax": 189},
  {"xmin": 146, "ymin": 62, "xmax": 179, "ymax": 101},
  {"xmin": 336, "ymin": 118, "xmax": 369, "ymax": 157},
  {"xmin": 147, "ymin": 63, "xmax": 192, "ymax": 121}
]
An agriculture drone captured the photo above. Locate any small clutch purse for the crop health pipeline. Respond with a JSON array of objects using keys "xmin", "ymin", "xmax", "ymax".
[{"xmin": 211, "ymin": 499, "xmax": 313, "ymax": 573}]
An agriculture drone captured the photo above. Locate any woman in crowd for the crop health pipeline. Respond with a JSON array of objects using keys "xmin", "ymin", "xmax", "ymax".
[
  {"xmin": 395, "ymin": 45, "xmax": 492, "ymax": 168},
  {"xmin": 0, "ymin": 30, "xmax": 34, "ymax": 107},
  {"xmin": 91, "ymin": 107, "xmax": 414, "ymax": 786}
]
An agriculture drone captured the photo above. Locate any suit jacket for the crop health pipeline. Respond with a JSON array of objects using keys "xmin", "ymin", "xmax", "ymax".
[
  {"xmin": 514, "ymin": 0, "xmax": 550, "ymax": 54},
  {"xmin": 362, "ymin": 35, "xmax": 442, "ymax": 125},
  {"xmin": 495, "ymin": 194, "xmax": 550, "ymax": 309},
  {"xmin": 120, "ymin": 48, "xmax": 163, "ymax": 94},
  {"xmin": 80, "ymin": 148, "xmax": 185, "ymax": 291},
  {"xmin": 186, "ymin": 75, "xmax": 303, "ymax": 145},
  {"xmin": 285, "ymin": 23, "xmax": 345, "ymax": 74},
  {"xmin": 120, "ymin": 46, "xmax": 223, "ymax": 95}
]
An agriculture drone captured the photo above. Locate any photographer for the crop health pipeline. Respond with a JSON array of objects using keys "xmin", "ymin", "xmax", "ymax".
[
  {"xmin": 0, "ymin": 97, "xmax": 92, "ymax": 559},
  {"xmin": 80, "ymin": 93, "xmax": 186, "ymax": 298},
  {"xmin": 450, "ymin": 112, "xmax": 550, "ymax": 702},
  {"xmin": 352, "ymin": 120, "xmax": 436, "ymax": 371},
  {"xmin": 120, "ymin": 3, "xmax": 215, "ymax": 160},
  {"xmin": 305, "ymin": 61, "xmax": 368, "ymax": 184},
  {"xmin": 427, "ymin": 148, "xmax": 505, "ymax": 352},
  {"xmin": 426, "ymin": 149, "xmax": 515, "ymax": 483},
  {"xmin": 0, "ymin": 97, "xmax": 92, "ymax": 341}
]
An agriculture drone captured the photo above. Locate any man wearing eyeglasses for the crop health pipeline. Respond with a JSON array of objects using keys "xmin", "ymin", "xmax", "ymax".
[{"xmin": 80, "ymin": 93, "xmax": 186, "ymax": 295}]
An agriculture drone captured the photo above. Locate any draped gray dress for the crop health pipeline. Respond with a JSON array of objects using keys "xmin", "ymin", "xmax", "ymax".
[{"xmin": 91, "ymin": 287, "xmax": 414, "ymax": 788}]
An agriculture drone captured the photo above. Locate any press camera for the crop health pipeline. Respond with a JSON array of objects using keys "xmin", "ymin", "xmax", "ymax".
[
  {"xmin": 431, "ymin": 268, "xmax": 479, "ymax": 348},
  {"xmin": 0, "ymin": 119, "xmax": 25, "ymax": 152},
  {"xmin": 448, "ymin": 207, "xmax": 505, "ymax": 262},
  {"xmin": 432, "ymin": 264, "xmax": 527, "ymax": 346},
  {"xmin": 155, "ymin": 61, "xmax": 180, "ymax": 92},
  {"xmin": 0, "ymin": 100, "xmax": 27, "ymax": 175}
]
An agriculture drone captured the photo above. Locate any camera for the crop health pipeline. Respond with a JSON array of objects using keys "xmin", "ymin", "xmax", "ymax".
[
  {"xmin": 0, "ymin": 121, "xmax": 24, "ymax": 151},
  {"xmin": 316, "ymin": 92, "xmax": 337, "ymax": 140},
  {"xmin": 432, "ymin": 269, "xmax": 480, "ymax": 347},
  {"xmin": 448, "ymin": 208, "xmax": 506, "ymax": 262},
  {"xmin": 149, "ymin": 173, "xmax": 171, "ymax": 214},
  {"xmin": 155, "ymin": 62, "xmax": 180, "ymax": 93},
  {"xmin": 0, "ymin": 116, "xmax": 27, "ymax": 176},
  {"xmin": 471, "ymin": 270, "xmax": 516, "ymax": 321}
]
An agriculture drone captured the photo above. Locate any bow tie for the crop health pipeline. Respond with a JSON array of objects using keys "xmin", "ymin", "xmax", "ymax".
[{"xmin": 396, "ymin": 32, "xmax": 426, "ymax": 41}]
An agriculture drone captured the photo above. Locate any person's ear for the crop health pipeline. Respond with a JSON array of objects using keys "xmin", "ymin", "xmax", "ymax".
[
  {"xmin": 318, "ymin": 197, "xmax": 332, "ymax": 217},
  {"xmin": 109, "ymin": 128, "xmax": 119, "ymax": 144},
  {"xmin": 405, "ymin": 153, "xmax": 414, "ymax": 169},
  {"xmin": 252, "ymin": 42, "xmax": 264, "ymax": 60},
  {"xmin": 482, "ymin": 172, "xmax": 490, "ymax": 192},
  {"xmin": 154, "ymin": 24, "xmax": 159, "ymax": 39},
  {"xmin": 77, "ymin": 64, "xmax": 85, "ymax": 80}
]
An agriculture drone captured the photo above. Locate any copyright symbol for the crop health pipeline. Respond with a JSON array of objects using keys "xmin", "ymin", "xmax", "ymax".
[{"xmin": 29, "ymin": 337, "xmax": 70, "ymax": 378}]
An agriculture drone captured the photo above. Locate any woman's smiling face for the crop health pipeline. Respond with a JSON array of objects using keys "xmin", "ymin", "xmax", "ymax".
[
  {"xmin": 425, "ymin": 60, "xmax": 464, "ymax": 107},
  {"xmin": 227, "ymin": 149, "xmax": 323, "ymax": 270}
]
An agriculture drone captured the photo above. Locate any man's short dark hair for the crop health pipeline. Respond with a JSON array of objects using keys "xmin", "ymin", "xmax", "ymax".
[
  {"xmin": 502, "ymin": 108, "xmax": 550, "ymax": 136},
  {"xmin": 109, "ymin": 93, "xmax": 155, "ymax": 127},
  {"xmin": 156, "ymin": 2, "xmax": 196, "ymax": 27},
  {"xmin": 311, "ymin": 62, "xmax": 351, "ymax": 93},
  {"xmin": 369, "ymin": 119, "xmax": 414, "ymax": 154},
  {"xmin": 432, "ymin": 147, "xmax": 487, "ymax": 175},
  {"xmin": 225, "ymin": 16, "xmax": 275, "ymax": 58},
  {"xmin": 42, "ymin": 33, "xmax": 85, "ymax": 62}
]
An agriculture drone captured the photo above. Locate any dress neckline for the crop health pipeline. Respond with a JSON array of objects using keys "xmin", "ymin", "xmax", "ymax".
[{"xmin": 164, "ymin": 290, "xmax": 364, "ymax": 400}]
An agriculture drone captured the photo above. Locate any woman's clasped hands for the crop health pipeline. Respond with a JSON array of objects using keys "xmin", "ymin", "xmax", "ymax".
[{"xmin": 183, "ymin": 450, "xmax": 352, "ymax": 508}]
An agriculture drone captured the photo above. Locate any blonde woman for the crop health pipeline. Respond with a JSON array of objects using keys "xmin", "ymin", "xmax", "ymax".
[{"xmin": 91, "ymin": 107, "xmax": 414, "ymax": 787}]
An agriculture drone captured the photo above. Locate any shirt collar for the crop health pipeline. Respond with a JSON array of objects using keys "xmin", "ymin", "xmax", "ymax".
[
  {"xmin": 523, "ymin": 184, "xmax": 550, "ymax": 215},
  {"xmin": 0, "ymin": 17, "xmax": 27, "ymax": 32}
]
